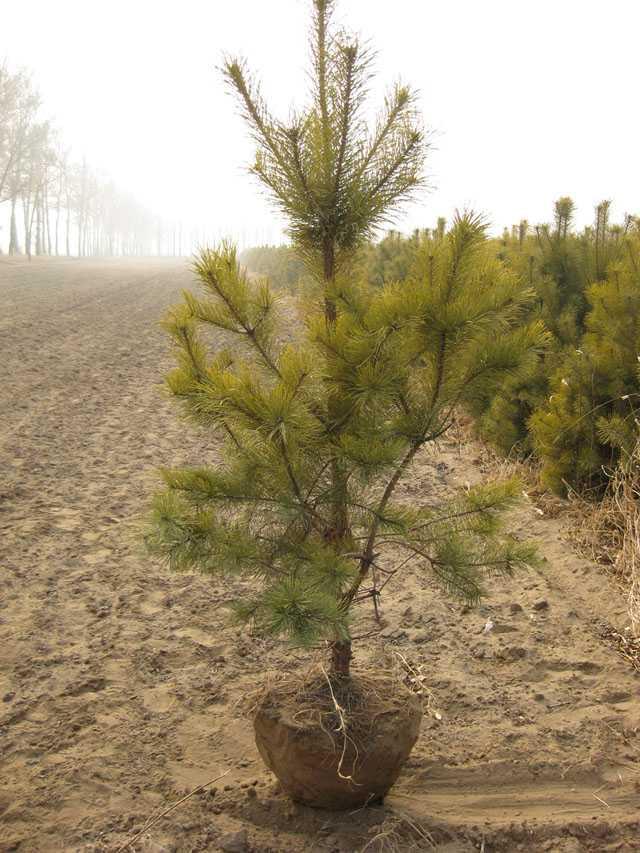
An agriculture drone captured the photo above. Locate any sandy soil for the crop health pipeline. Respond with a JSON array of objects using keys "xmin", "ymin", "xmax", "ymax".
[{"xmin": 0, "ymin": 258, "xmax": 638, "ymax": 853}]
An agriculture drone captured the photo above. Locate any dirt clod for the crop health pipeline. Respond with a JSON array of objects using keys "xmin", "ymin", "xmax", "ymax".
[{"xmin": 217, "ymin": 829, "xmax": 249, "ymax": 852}]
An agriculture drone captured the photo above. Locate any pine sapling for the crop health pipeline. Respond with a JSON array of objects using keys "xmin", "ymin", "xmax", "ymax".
[{"xmin": 146, "ymin": 0, "xmax": 542, "ymax": 680}]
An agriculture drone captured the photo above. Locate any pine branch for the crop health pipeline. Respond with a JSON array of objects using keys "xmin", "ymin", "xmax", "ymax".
[
  {"xmin": 286, "ymin": 124, "xmax": 324, "ymax": 219},
  {"xmin": 355, "ymin": 85, "xmax": 413, "ymax": 182},
  {"xmin": 193, "ymin": 248, "xmax": 282, "ymax": 377},
  {"xmin": 222, "ymin": 59, "xmax": 297, "ymax": 189},
  {"xmin": 333, "ymin": 45, "xmax": 357, "ymax": 198},
  {"xmin": 368, "ymin": 131, "xmax": 423, "ymax": 211},
  {"xmin": 313, "ymin": 0, "xmax": 333, "ymax": 183},
  {"xmin": 342, "ymin": 440, "xmax": 421, "ymax": 608}
]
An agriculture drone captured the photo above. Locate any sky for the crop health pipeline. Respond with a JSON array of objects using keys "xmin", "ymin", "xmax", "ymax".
[{"xmin": 2, "ymin": 0, "xmax": 639, "ymax": 245}]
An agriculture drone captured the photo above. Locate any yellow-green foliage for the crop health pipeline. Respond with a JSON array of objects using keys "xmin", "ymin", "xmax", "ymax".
[
  {"xmin": 323, "ymin": 200, "xmax": 640, "ymax": 499},
  {"xmin": 242, "ymin": 226, "xmax": 439, "ymax": 293},
  {"xmin": 530, "ymin": 235, "xmax": 640, "ymax": 493},
  {"xmin": 471, "ymin": 201, "xmax": 640, "ymax": 482},
  {"xmin": 147, "ymin": 220, "xmax": 541, "ymax": 646},
  {"xmin": 146, "ymin": 1, "xmax": 540, "ymax": 653}
]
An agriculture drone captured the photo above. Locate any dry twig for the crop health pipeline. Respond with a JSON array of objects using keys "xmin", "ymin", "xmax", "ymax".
[{"xmin": 116, "ymin": 768, "xmax": 231, "ymax": 851}]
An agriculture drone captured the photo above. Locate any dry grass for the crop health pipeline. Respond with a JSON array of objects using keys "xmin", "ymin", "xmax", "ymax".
[
  {"xmin": 565, "ymin": 442, "xmax": 640, "ymax": 635},
  {"xmin": 614, "ymin": 461, "xmax": 640, "ymax": 634},
  {"xmin": 251, "ymin": 659, "xmax": 421, "ymax": 744},
  {"xmin": 359, "ymin": 810, "xmax": 436, "ymax": 851},
  {"xmin": 458, "ymin": 411, "xmax": 640, "ymax": 636}
]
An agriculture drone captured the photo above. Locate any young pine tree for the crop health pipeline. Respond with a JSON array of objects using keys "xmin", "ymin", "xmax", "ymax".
[
  {"xmin": 531, "ymin": 230, "xmax": 640, "ymax": 494},
  {"xmin": 471, "ymin": 198, "xmax": 629, "ymax": 459},
  {"xmin": 146, "ymin": 0, "xmax": 542, "ymax": 677}
]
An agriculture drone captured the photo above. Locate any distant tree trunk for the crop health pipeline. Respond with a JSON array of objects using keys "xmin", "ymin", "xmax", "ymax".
[
  {"xmin": 29, "ymin": 202, "xmax": 38, "ymax": 258},
  {"xmin": 45, "ymin": 186, "xmax": 52, "ymax": 255},
  {"xmin": 41, "ymin": 197, "xmax": 46, "ymax": 254},
  {"xmin": 9, "ymin": 196, "xmax": 20, "ymax": 255},
  {"xmin": 65, "ymin": 204, "xmax": 71, "ymax": 257},
  {"xmin": 25, "ymin": 193, "xmax": 38, "ymax": 260},
  {"xmin": 55, "ymin": 160, "xmax": 65, "ymax": 256},
  {"xmin": 23, "ymin": 195, "xmax": 31, "ymax": 258},
  {"xmin": 35, "ymin": 190, "xmax": 42, "ymax": 256},
  {"xmin": 54, "ymin": 193, "xmax": 61, "ymax": 255}
]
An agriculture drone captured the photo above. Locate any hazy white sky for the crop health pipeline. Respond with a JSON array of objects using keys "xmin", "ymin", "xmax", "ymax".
[{"xmin": 3, "ymin": 0, "xmax": 639, "ymax": 243}]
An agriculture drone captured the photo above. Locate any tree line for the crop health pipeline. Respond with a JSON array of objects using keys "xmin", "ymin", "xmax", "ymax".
[
  {"xmin": 0, "ymin": 64, "xmax": 182, "ymax": 258},
  {"xmin": 242, "ymin": 199, "xmax": 640, "ymax": 498},
  {"xmin": 479, "ymin": 199, "xmax": 640, "ymax": 495}
]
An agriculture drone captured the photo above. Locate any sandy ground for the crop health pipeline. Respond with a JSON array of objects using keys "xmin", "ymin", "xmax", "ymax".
[{"xmin": 0, "ymin": 258, "xmax": 638, "ymax": 853}]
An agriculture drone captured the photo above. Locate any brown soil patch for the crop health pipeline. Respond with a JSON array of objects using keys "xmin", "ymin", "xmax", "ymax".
[{"xmin": 0, "ymin": 258, "xmax": 638, "ymax": 852}]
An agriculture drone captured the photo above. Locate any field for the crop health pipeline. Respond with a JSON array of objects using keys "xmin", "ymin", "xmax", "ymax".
[{"xmin": 0, "ymin": 259, "xmax": 638, "ymax": 852}]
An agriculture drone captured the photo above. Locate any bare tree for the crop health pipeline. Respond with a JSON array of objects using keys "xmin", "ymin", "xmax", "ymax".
[{"xmin": 1, "ymin": 62, "xmax": 180, "ymax": 259}]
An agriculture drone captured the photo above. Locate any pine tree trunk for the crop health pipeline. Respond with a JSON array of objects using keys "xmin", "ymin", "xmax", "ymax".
[
  {"xmin": 330, "ymin": 640, "xmax": 352, "ymax": 677},
  {"xmin": 323, "ymin": 238, "xmax": 337, "ymax": 322},
  {"xmin": 323, "ymin": 237, "xmax": 350, "ymax": 540},
  {"xmin": 322, "ymin": 238, "xmax": 355, "ymax": 675}
]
